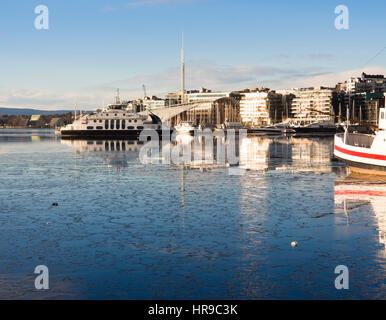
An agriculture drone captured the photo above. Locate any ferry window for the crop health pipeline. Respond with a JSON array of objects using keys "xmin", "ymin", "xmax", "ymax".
[
  {"xmin": 122, "ymin": 142, "xmax": 126, "ymax": 151},
  {"xmin": 105, "ymin": 119, "xmax": 109, "ymax": 129},
  {"xmin": 87, "ymin": 126, "xmax": 94, "ymax": 130},
  {"xmin": 96, "ymin": 126, "xmax": 103, "ymax": 130},
  {"xmin": 129, "ymin": 120, "xmax": 132, "ymax": 123},
  {"xmin": 137, "ymin": 126, "xmax": 144, "ymax": 130},
  {"xmin": 93, "ymin": 120, "xmax": 97, "ymax": 123},
  {"xmin": 110, "ymin": 141, "xmax": 114, "ymax": 151},
  {"xmin": 105, "ymin": 141, "xmax": 109, "ymax": 151},
  {"xmin": 116, "ymin": 141, "xmax": 120, "ymax": 151},
  {"xmin": 99, "ymin": 120, "xmax": 102, "ymax": 123},
  {"xmin": 111, "ymin": 119, "xmax": 114, "ymax": 129},
  {"xmin": 382, "ymin": 112, "xmax": 385, "ymax": 120},
  {"xmin": 134, "ymin": 120, "xmax": 137, "ymax": 123},
  {"xmin": 116, "ymin": 119, "xmax": 120, "ymax": 129},
  {"xmin": 127, "ymin": 126, "xmax": 134, "ymax": 129},
  {"xmin": 122, "ymin": 119, "xmax": 126, "ymax": 129}
]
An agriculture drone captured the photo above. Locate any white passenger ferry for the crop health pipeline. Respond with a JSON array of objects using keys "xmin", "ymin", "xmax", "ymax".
[
  {"xmin": 334, "ymin": 108, "xmax": 386, "ymax": 175},
  {"xmin": 60, "ymin": 103, "xmax": 162, "ymax": 139}
]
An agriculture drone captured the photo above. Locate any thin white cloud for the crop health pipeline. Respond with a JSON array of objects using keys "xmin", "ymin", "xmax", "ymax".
[
  {"xmin": 2, "ymin": 63, "xmax": 386, "ymax": 110},
  {"xmin": 296, "ymin": 66, "xmax": 386, "ymax": 88},
  {"xmin": 127, "ymin": 0, "xmax": 205, "ymax": 7}
]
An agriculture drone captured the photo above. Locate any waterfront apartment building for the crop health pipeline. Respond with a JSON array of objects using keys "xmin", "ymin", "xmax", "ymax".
[
  {"xmin": 187, "ymin": 88, "xmax": 238, "ymax": 103},
  {"xmin": 337, "ymin": 73, "xmax": 386, "ymax": 93},
  {"xmin": 348, "ymin": 92, "xmax": 385, "ymax": 125},
  {"xmin": 127, "ymin": 96, "xmax": 166, "ymax": 112},
  {"xmin": 239, "ymin": 89, "xmax": 283, "ymax": 126},
  {"xmin": 142, "ymin": 96, "xmax": 166, "ymax": 111},
  {"xmin": 335, "ymin": 73, "xmax": 386, "ymax": 123},
  {"xmin": 289, "ymin": 87, "xmax": 338, "ymax": 124}
]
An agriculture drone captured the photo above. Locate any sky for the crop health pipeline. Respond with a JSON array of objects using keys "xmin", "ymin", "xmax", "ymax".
[{"xmin": 1, "ymin": 0, "xmax": 386, "ymax": 110}]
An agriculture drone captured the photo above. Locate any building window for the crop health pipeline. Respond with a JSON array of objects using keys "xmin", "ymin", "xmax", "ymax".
[{"xmin": 382, "ymin": 112, "xmax": 385, "ymax": 120}]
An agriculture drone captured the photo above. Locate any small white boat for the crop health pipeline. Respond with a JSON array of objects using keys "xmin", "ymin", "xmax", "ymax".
[
  {"xmin": 174, "ymin": 121, "xmax": 196, "ymax": 134},
  {"xmin": 220, "ymin": 121, "xmax": 245, "ymax": 130},
  {"xmin": 334, "ymin": 108, "xmax": 386, "ymax": 175}
]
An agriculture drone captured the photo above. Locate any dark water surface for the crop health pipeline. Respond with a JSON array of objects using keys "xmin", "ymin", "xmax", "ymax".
[{"xmin": 0, "ymin": 129, "xmax": 385, "ymax": 299}]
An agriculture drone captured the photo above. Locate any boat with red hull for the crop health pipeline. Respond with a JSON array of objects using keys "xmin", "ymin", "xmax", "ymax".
[{"xmin": 334, "ymin": 108, "xmax": 386, "ymax": 175}]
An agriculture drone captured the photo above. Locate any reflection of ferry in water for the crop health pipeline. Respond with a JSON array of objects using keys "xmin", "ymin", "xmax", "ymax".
[
  {"xmin": 60, "ymin": 97, "xmax": 163, "ymax": 139},
  {"xmin": 334, "ymin": 108, "xmax": 386, "ymax": 175},
  {"xmin": 334, "ymin": 174, "xmax": 386, "ymax": 251},
  {"xmin": 61, "ymin": 139, "xmax": 143, "ymax": 170}
]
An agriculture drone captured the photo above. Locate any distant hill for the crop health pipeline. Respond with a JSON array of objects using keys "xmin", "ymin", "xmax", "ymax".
[{"xmin": 0, "ymin": 108, "xmax": 75, "ymax": 116}]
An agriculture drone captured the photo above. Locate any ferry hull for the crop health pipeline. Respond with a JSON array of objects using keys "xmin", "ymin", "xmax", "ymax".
[
  {"xmin": 334, "ymin": 133, "xmax": 386, "ymax": 175},
  {"xmin": 335, "ymin": 156, "xmax": 386, "ymax": 175}
]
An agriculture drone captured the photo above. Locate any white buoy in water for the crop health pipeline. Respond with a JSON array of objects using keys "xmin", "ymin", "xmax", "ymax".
[{"xmin": 291, "ymin": 241, "xmax": 298, "ymax": 247}]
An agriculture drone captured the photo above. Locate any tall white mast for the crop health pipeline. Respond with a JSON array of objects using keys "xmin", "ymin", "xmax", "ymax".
[
  {"xmin": 181, "ymin": 32, "xmax": 185, "ymax": 104},
  {"xmin": 74, "ymin": 98, "xmax": 78, "ymax": 119}
]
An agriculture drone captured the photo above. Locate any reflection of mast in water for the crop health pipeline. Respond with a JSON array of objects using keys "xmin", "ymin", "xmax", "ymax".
[
  {"xmin": 74, "ymin": 150, "xmax": 79, "ymax": 180},
  {"xmin": 181, "ymin": 164, "xmax": 186, "ymax": 229}
]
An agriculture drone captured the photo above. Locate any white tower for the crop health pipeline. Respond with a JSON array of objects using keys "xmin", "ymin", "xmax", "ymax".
[{"xmin": 181, "ymin": 33, "xmax": 185, "ymax": 104}]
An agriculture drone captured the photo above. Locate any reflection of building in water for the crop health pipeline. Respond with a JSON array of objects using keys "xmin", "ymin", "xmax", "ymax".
[
  {"xmin": 239, "ymin": 136, "xmax": 333, "ymax": 172},
  {"xmin": 290, "ymin": 137, "xmax": 333, "ymax": 169},
  {"xmin": 61, "ymin": 139, "xmax": 142, "ymax": 171},
  {"xmin": 166, "ymin": 133, "xmax": 239, "ymax": 170},
  {"xmin": 240, "ymin": 138, "xmax": 272, "ymax": 170},
  {"xmin": 334, "ymin": 177, "xmax": 386, "ymax": 251}
]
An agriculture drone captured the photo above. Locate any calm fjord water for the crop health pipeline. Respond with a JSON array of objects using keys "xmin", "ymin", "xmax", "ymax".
[{"xmin": 0, "ymin": 129, "xmax": 385, "ymax": 299}]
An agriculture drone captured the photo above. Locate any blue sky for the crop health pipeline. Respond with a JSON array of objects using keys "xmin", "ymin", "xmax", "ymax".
[{"xmin": 1, "ymin": 0, "xmax": 386, "ymax": 109}]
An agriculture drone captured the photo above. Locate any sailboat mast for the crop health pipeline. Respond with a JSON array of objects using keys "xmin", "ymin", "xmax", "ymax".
[{"xmin": 181, "ymin": 33, "xmax": 185, "ymax": 104}]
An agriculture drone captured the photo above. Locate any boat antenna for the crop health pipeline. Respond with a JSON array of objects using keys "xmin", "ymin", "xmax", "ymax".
[{"xmin": 115, "ymin": 88, "xmax": 120, "ymax": 104}]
